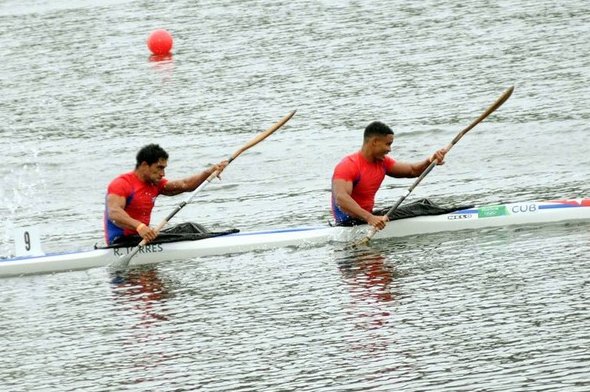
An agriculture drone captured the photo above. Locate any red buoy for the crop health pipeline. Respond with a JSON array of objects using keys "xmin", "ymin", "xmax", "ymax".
[{"xmin": 147, "ymin": 29, "xmax": 173, "ymax": 55}]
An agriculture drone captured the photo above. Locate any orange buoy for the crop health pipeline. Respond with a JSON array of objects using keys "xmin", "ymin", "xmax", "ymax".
[{"xmin": 147, "ymin": 29, "xmax": 173, "ymax": 56}]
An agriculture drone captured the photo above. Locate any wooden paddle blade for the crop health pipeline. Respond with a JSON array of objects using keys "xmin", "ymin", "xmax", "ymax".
[
  {"xmin": 496, "ymin": 85, "xmax": 514, "ymax": 108},
  {"xmin": 352, "ymin": 234, "xmax": 372, "ymax": 248},
  {"xmin": 450, "ymin": 86, "xmax": 514, "ymax": 146},
  {"xmin": 229, "ymin": 110, "xmax": 296, "ymax": 162}
]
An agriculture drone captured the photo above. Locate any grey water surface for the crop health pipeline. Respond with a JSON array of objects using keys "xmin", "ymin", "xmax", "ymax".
[{"xmin": 1, "ymin": 0, "xmax": 589, "ymax": 390}]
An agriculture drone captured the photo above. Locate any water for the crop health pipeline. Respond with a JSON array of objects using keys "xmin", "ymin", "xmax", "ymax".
[{"xmin": 1, "ymin": 0, "xmax": 589, "ymax": 390}]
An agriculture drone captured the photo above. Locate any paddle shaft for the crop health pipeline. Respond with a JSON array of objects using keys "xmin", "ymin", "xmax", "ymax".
[
  {"xmin": 112, "ymin": 110, "xmax": 296, "ymax": 269},
  {"xmin": 359, "ymin": 86, "xmax": 514, "ymax": 244}
]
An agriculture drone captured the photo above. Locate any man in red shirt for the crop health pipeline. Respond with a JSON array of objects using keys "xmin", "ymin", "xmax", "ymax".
[
  {"xmin": 104, "ymin": 144, "xmax": 227, "ymax": 245},
  {"xmin": 331, "ymin": 121, "xmax": 447, "ymax": 230}
]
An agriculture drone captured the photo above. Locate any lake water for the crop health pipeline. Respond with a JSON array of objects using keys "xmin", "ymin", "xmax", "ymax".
[{"xmin": 1, "ymin": 0, "xmax": 589, "ymax": 390}]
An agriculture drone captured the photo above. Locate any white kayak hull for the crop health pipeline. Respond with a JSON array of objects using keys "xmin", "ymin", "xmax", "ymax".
[{"xmin": 1, "ymin": 198, "xmax": 589, "ymax": 278}]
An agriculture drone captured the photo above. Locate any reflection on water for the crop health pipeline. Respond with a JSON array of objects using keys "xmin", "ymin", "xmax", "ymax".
[
  {"xmin": 108, "ymin": 267, "xmax": 185, "ymax": 384},
  {"xmin": 1, "ymin": 0, "xmax": 589, "ymax": 389},
  {"xmin": 337, "ymin": 247, "xmax": 396, "ymax": 305},
  {"xmin": 334, "ymin": 246, "xmax": 399, "ymax": 353},
  {"xmin": 148, "ymin": 54, "xmax": 174, "ymax": 82},
  {"xmin": 110, "ymin": 266, "xmax": 172, "ymax": 326}
]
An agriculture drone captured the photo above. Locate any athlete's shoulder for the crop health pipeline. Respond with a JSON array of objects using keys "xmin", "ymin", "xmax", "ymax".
[
  {"xmin": 384, "ymin": 155, "xmax": 396, "ymax": 166},
  {"xmin": 336, "ymin": 151, "xmax": 362, "ymax": 166},
  {"xmin": 110, "ymin": 171, "xmax": 134, "ymax": 183},
  {"xmin": 333, "ymin": 152, "xmax": 362, "ymax": 181},
  {"xmin": 157, "ymin": 178, "xmax": 169, "ymax": 192},
  {"xmin": 108, "ymin": 171, "xmax": 135, "ymax": 194},
  {"xmin": 380, "ymin": 155, "xmax": 396, "ymax": 173}
]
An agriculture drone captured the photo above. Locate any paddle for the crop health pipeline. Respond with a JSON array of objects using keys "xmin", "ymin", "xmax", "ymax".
[
  {"xmin": 110, "ymin": 110, "xmax": 297, "ymax": 271},
  {"xmin": 354, "ymin": 86, "xmax": 514, "ymax": 246}
]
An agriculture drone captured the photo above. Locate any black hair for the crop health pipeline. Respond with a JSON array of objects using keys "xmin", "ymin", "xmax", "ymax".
[
  {"xmin": 363, "ymin": 121, "xmax": 394, "ymax": 141},
  {"xmin": 135, "ymin": 144, "xmax": 169, "ymax": 168}
]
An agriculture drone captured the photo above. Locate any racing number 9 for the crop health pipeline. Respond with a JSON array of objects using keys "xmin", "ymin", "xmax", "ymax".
[{"xmin": 24, "ymin": 231, "xmax": 31, "ymax": 251}]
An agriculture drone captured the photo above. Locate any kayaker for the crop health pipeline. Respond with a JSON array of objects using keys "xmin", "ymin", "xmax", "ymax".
[
  {"xmin": 104, "ymin": 143, "xmax": 228, "ymax": 245},
  {"xmin": 331, "ymin": 121, "xmax": 448, "ymax": 230}
]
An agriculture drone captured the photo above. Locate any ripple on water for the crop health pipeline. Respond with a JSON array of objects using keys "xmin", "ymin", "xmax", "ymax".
[{"xmin": 1, "ymin": 0, "xmax": 590, "ymax": 390}]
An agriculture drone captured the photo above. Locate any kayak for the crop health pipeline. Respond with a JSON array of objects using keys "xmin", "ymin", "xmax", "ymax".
[{"xmin": 1, "ymin": 198, "xmax": 589, "ymax": 278}]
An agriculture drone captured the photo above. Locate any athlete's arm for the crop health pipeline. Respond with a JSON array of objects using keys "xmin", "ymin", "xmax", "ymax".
[
  {"xmin": 162, "ymin": 160, "xmax": 229, "ymax": 196},
  {"xmin": 106, "ymin": 194, "xmax": 157, "ymax": 242},
  {"xmin": 332, "ymin": 179, "xmax": 388, "ymax": 230},
  {"xmin": 387, "ymin": 147, "xmax": 447, "ymax": 178}
]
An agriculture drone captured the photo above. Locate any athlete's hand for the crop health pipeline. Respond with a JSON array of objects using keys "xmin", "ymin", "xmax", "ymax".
[
  {"xmin": 137, "ymin": 223, "xmax": 158, "ymax": 243},
  {"xmin": 210, "ymin": 160, "xmax": 229, "ymax": 180},
  {"xmin": 430, "ymin": 147, "xmax": 448, "ymax": 165},
  {"xmin": 367, "ymin": 214, "xmax": 388, "ymax": 231}
]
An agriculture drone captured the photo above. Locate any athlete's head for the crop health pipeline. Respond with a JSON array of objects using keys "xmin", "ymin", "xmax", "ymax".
[
  {"xmin": 363, "ymin": 121, "xmax": 394, "ymax": 142},
  {"xmin": 363, "ymin": 121, "xmax": 394, "ymax": 160},
  {"xmin": 136, "ymin": 144, "xmax": 169, "ymax": 169}
]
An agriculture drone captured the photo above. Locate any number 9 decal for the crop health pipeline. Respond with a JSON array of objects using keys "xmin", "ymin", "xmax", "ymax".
[{"xmin": 24, "ymin": 231, "xmax": 31, "ymax": 251}]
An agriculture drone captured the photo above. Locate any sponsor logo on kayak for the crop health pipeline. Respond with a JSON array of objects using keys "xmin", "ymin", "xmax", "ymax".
[
  {"xmin": 478, "ymin": 205, "xmax": 508, "ymax": 218},
  {"xmin": 112, "ymin": 244, "xmax": 164, "ymax": 256},
  {"xmin": 448, "ymin": 214, "xmax": 474, "ymax": 220}
]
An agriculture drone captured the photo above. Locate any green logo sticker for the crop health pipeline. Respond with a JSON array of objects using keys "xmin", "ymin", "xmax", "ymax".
[{"xmin": 478, "ymin": 205, "xmax": 508, "ymax": 218}]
